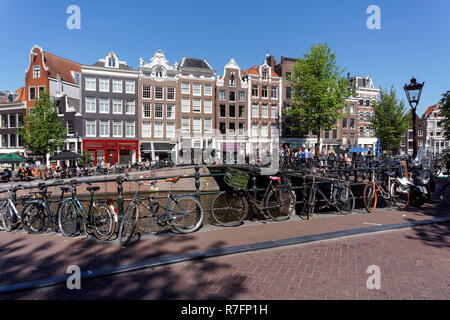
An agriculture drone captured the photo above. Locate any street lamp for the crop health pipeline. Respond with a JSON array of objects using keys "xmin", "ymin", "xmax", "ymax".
[{"xmin": 404, "ymin": 77, "xmax": 424, "ymax": 158}]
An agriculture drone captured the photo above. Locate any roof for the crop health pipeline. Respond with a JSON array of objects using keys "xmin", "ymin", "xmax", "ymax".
[
  {"xmin": 92, "ymin": 61, "xmax": 135, "ymax": 71},
  {"xmin": 179, "ymin": 58, "xmax": 213, "ymax": 71},
  {"xmin": 43, "ymin": 51, "xmax": 81, "ymax": 84},
  {"xmin": 424, "ymin": 104, "xmax": 438, "ymax": 116},
  {"xmin": 1, "ymin": 87, "xmax": 25, "ymax": 103},
  {"xmin": 242, "ymin": 65, "xmax": 279, "ymax": 78}
]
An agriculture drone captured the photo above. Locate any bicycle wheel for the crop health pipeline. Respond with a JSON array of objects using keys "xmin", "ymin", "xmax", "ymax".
[
  {"xmin": 58, "ymin": 200, "xmax": 78, "ymax": 237},
  {"xmin": 91, "ymin": 203, "xmax": 116, "ymax": 241},
  {"xmin": 210, "ymin": 191, "xmax": 248, "ymax": 227},
  {"xmin": 21, "ymin": 202, "xmax": 45, "ymax": 234},
  {"xmin": 119, "ymin": 201, "xmax": 139, "ymax": 246},
  {"xmin": 265, "ymin": 187, "xmax": 295, "ymax": 221},
  {"xmin": 363, "ymin": 183, "xmax": 378, "ymax": 213},
  {"xmin": 303, "ymin": 186, "xmax": 316, "ymax": 219},
  {"xmin": 1, "ymin": 203, "xmax": 13, "ymax": 232},
  {"xmin": 333, "ymin": 184, "xmax": 355, "ymax": 214},
  {"xmin": 390, "ymin": 180, "xmax": 409, "ymax": 209},
  {"xmin": 169, "ymin": 195, "xmax": 204, "ymax": 234}
]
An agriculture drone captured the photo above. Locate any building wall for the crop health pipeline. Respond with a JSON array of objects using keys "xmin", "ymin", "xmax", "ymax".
[
  {"xmin": 25, "ymin": 46, "xmax": 50, "ymax": 111},
  {"xmin": 0, "ymin": 102, "xmax": 27, "ymax": 155}
]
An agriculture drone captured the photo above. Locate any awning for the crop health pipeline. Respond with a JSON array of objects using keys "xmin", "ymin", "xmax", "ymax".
[
  {"xmin": 141, "ymin": 143, "xmax": 152, "ymax": 152},
  {"xmin": 154, "ymin": 143, "xmax": 173, "ymax": 152}
]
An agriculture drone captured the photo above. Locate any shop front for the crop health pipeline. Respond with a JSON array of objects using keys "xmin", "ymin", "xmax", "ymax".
[{"xmin": 83, "ymin": 140, "xmax": 139, "ymax": 165}]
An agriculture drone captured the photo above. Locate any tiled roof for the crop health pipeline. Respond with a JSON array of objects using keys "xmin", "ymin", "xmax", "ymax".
[
  {"xmin": 43, "ymin": 52, "xmax": 81, "ymax": 84},
  {"xmin": 243, "ymin": 65, "xmax": 280, "ymax": 77},
  {"xmin": 180, "ymin": 58, "xmax": 213, "ymax": 70},
  {"xmin": 92, "ymin": 61, "xmax": 135, "ymax": 71},
  {"xmin": 424, "ymin": 104, "xmax": 437, "ymax": 116},
  {"xmin": 15, "ymin": 87, "xmax": 25, "ymax": 101}
]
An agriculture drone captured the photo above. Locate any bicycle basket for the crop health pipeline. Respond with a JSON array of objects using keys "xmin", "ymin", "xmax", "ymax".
[{"xmin": 224, "ymin": 168, "xmax": 249, "ymax": 190}]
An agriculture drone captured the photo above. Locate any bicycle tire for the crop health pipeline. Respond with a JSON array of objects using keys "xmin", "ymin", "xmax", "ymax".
[
  {"xmin": 21, "ymin": 202, "xmax": 45, "ymax": 234},
  {"xmin": 58, "ymin": 199, "xmax": 78, "ymax": 237},
  {"xmin": 169, "ymin": 195, "xmax": 204, "ymax": 234},
  {"xmin": 363, "ymin": 182, "xmax": 378, "ymax": 213},
  {"xmin": 1, "ymin": 203, "xmax": 13, "ymax": 232},
  {"xmin": 119, "ymin": 201, "xmax": 139, "ymax": 246},
  {"xmin": 265, "ymin": 187, "xmax": 295, "ymax": 221},
  {"xmin": 91, "ymin": 203, "xmax": 116, "ymax": 241},
  {"xmin": 333, "ymin": 184, "xmax": 355, "ymax": 214},
  {"xmin": 390, "ymin": 180, "xmax": 409, "ymax": 209},
  {"xmin": 210, "ymin": 191, "xmax": 248, "ymax": 227},
  {"xmin": 303, "ymin": 186, "xmax": 316, "ymax": 220}
]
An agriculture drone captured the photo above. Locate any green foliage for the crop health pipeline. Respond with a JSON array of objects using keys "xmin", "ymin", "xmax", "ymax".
[
  {"xmin": 18, "ymin": 90, "xmax": 67, "ymax": 158},
  {"xmin": 286, "ymin": 43, "xmax": 354, "ymax": 147},
  {"xmin": 78, "ymin": 150, "xmax": 93, "ymax": 168},
  {"xmin": 440, "ymin": 90, "xmax": 450, "ymax": 141},
  {"xmin": 370, "ymin": 86, "xmax": 411, "ymax": 151}
]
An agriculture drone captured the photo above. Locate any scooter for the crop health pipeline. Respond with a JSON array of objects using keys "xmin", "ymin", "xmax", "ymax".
[{"xmin": 408, "ymin": 151, "xmax": 436, "ymax": 208}]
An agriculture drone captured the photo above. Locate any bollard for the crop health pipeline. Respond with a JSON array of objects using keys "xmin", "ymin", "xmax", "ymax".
[{"xmin": 116, "ymin": 175, "xmax": 124, "ymax": 219}]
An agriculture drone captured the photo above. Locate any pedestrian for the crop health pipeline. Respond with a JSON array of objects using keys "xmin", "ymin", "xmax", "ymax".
[{"xmin": 328, "ymin": 148, "xmax": 336, "ymax": 167}]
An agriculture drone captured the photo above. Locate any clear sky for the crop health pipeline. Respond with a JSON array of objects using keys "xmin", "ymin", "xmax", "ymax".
[{"xmin": 1, "ymin": 0, "xmax": 449, "ymax": 115}]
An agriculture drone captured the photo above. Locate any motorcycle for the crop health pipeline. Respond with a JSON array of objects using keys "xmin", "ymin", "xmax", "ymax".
[{"xmin": 408, "ymin": 150, "xmax": 436, "ymax": 207}]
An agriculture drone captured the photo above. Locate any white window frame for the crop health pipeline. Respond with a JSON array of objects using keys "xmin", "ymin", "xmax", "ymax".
[
  {"xmin": 112, "ymin": 79, "xmax": 123, "ymax": 93},
  {"xmin": 166, "ymin": 104, "xmax": 175, "ymax": 120},
  {"xmin": 252, "ymin": 104, "xmax": 259, "ymax": 118},
  {"xmin": 204, "ymin": 118, "xmax": 212, "ymax": 133},
  {"xmin": 271, "ymin": 105, "xmax": 277, "ymax": 118},
  {"xmin": 204, "ymin": 84, "xmax": 212, "ymax": 96},
  {"xmin": 193, "ymin": 118, "xmax": 202, "ymax": 133},
  {"xmin": 154, "ymin": 103, "xmax": 164, "ymax": 119},
  {"xmin": 271, "ymin": 86, "xmax": 278, "ymax": 99},
  {"xmin": 142, "ymin": 122, "xmax": 152, "ymax": 138},
  {"xmin": 126, "ymin": 121, "xmax": 135, "ymax": 138},
  {"xmin": 99, "ymin": 120, "xmax": 110, "ymax": 137},
  {"xmin": 99, "ymin": 78, "xmax": 109, "ymax": 92},
  {"xmin": 204, "ymin": 100, "xmax": 213, "ymax": 114},
  {"xmin": 261, "ymin": 104, "xmax": 268, "ymax": 118},
  {"xmin": 142, "ymin": 103, "xmax": 152, "ymax": 119},
  {"xmin": 219, "ymin": 90, "xmax": 226, "ymax": 101},
  {"xmin": 126, "ymin": 100, "xmax": 135, "ymax": 115},
  {"xmin": 193, "ymin": 83, "xmax": 201, "ymax": 96},
  {"xmin": 85, "ymin": 77, "xmax": 96, "ymax": 91},
  {"xmin": 33, "ymin": 66, "xmax": 40, "ymax": 79},
  {"xmin": 154, "ymin": 86, "xmax": 164, "ymax": 100},
  {"xmin": 112, "ymin": 99, "xmax": 123, "ymax": 114},
  {"xmin": 166, "ymin": 123, "xmax": 175, "ymax": 138},
  {"xmin": 193, "ymin": 99, "xmax": 201, "ymax": 113},
  {"xmin": 125, "ymin": 80, "xmax": 135, "ymax": 94},
  {"xmin": 154, "ymin": 122, "xmax": 164, "ymax": 138},
  {"xmin": 85, "ymin": 97, "xmax": 96, "ymax": 113},
  {"xmin": 182, "ymin": 118, "xmax": 190, "ymax": 133},
  {"xmin": 166, "ymin": 87, "xmax": 175, "ymax": 101},
  {"xmin": 113, "ymin": 121, "xmax": 123, "ymax": 137},
  {"xmin": 86, "ymin": 120, "xmax": 96, "ymax": 137},
  {"xmin": 142, "ymin": 85, "xmax": 152, "ymax": 99},
  {"xmin": 261, "ymin": 124, "xmax": 268, "ymax": 137},
  {"xmin": 99, "ymin": 98, "xmax": 110, "ymax": 114},
  {"xmin": 181, "ymin": 99, "xmax": 190, "ymax": 113},
  {"xmin": 181, "ymin": 82, "xmax": 190, "ymax": 94}
]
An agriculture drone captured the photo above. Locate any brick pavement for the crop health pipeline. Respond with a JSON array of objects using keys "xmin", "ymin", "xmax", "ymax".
[{"xmin": 1, "ymin": 223, "xmax": 448, "ymax": 300}]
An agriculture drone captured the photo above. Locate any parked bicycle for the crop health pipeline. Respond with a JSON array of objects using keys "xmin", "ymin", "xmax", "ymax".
[
  {"xmin": 210, "ymin": 168, "xmax": 296, "ymax": 227},
  {"xmin": 0, "ymin": 185, "xmax": 28, "ymax": 231},
  {"xmin": 119, "ymin": 173, "xmax": 204, "ymax": 245},
  {"xmin": 432, "ymin": 174, "xmax": 450, "ymax": 206},
  {"xmin": 58, "ymin": 180, "xmax": 117, "ymax": 241},
  {"xmin": 302, "ymin": 176, "xmax": 355, "ymax": 219},
  {"xmin": 363, "ymin": 169, "xmax": 411, "ymax": 213}
]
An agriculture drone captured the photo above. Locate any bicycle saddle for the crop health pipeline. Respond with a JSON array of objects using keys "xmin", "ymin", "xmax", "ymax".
[
  {"xmin": 60, "ymin": 186, "xmax": 71, "ymax": 192},
  {"xmin": 269, "ymin": 176, "xmax": 281, "ymax": 182},
  {"xmin": 87, "ymin": 186, "xmax": 100, "ymax": 193},
  {"xmin": 166, "ymin": 177, "xmax": 180, "ymax": 183}
]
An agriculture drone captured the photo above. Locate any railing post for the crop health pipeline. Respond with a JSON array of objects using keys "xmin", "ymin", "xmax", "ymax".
[
  {"xmin": 116, "ymin": 175, "xmax": 124, "ymax": 219},
  {"xmin": 194, "ymin": 166, "xmax": 201, "ymax": 199}
]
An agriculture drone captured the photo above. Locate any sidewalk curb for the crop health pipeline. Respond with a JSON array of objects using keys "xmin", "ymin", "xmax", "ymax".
[{"xmin": 1, "ymin": 216, "xmax": 449, "ymax": 295}]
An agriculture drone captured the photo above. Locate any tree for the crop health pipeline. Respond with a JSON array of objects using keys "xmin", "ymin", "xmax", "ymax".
[
  {"xmin": 18, "ymin": 90, "xmax": 67, "ymax": 159},
  {"xmin": 78, "ymin": 150, "xmax": 93, "ymax": 168},
  {"xmin": 440, "ymin": 90, "xmax": 450, "ymax": 141},
  {"xmin": 370, "ymin": 86, "xmax": 411, "ymax": 152},
  {"xmin": 286, "ymin": 43, "xmax": 353, "ymax": 155}
]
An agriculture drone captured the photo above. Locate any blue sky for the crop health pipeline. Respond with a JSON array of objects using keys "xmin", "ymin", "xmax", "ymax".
[{"xmin": 1, "ymin": 0, "xmax": 449, "ymax": 115}]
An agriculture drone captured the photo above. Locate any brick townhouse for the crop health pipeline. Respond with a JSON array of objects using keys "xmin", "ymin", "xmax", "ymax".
[{"xmin": 0, "ymin": 88, "xmax": 26, "ymax": 156}]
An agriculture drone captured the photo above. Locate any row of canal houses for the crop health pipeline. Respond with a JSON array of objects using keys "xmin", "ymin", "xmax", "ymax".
[{"xmin": 1, "ymin": 45, "xmax": 382, "ymax": 164}]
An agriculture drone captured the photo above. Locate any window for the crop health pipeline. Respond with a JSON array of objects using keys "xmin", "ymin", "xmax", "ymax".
[
  {"xmin": 252, "ymin": 85, "xmax": 259, "ymax": 98},
  {"xmin": 86, "ymin": 120, "xmax": 96, "ymax": 137},
  {"xmin": 262, "ymin": 71, "xmax": 267, "ymax": 80},
  {"xmin": 155, "ymin": 68, "xmax": 163, "ymax": 78},
  {"xmin": 85, "ymin": 77, "xmax": 96, "ymax": 91},
  {"xmin": 229, "ymin": 91, "xmax": 236, "ymax": 102},
  {"xmin": 67, "ymin": 120, "xmax": 74, "ymax": 135},
  {"xmin": 204, "ymin": 119, "xmax": 212, "ymax": 133},
  {"xmin": 239, "ymin": 91, "xmax": 245, "ymax": 102},
  {"xmin": 126, "ymin": 122, "xmax": 135, "ymax": 137},
  {"xmin": 271, "ymin": 87, "xmax": 278, "ymax": 99},
  {"xmin": 33, "ymin": 66, "xmax": 40, "ymax": 79},
  {"xmin": 99, "ymin": 98, "xmax": 109, "ymax": 113},
  {"xmin": 99, "ymin": 78, "xmax": 109, "ymax": 92},
  {"xmin": 125, "ymin": 81, "xmax": 135, "ymax": 94},
  {"xmin": 166, "ymin": 123, "xmax": 175, "ymax": 138},
  {"xmin": 166, "ymin": 104, "xmax": 175, "ymax": 119},
  {"xmin": 261, "ymin": 86, "xmax": 268, "ymax": 98},
  {"xmin": 365, "ymin": 100, "xmax": 370, "ymax": 107},
  {"xmin": 286, "ymin": 72, "xmax": 292, "ymax": 80},
  {"xmin": 9, "ymin": 115, "xmax": 16, "ymax": 128},
  {"xmin": 360, "ymin": 126, "xmax": 364, "ymax": 136},
  {"xmin": 219, "ymin": 123, "xmax": 226, "ymax": 134},
  {"xmin": 1, "ymin": 116, "xmax": 7, "ymax": 128},
  {"xmin": 418, "ymin": 130, "xmax": 423, "ymax": 137},
  {"xmin": 349, "ymin": 105, "xmax": 355, "ymax": 115},
  {"xmin": 182, "ymin": 118, "xmax": 190, "ymax": 132},
  {"xmin": 230, "ymin": 74, "xmax": 236, "ymax": 86},
  {"xmin": 167, "ymin": 87, "xmax": 175, "ymax": 100},
  {"xmin": 100, "ymin": 120, "xmax": 110, "ymax": 137},
  {"xmin": 261, "ymin": 104, "xmax": 268, "ymax": 118},
  {"xmin": 113, "ymin": 121, "xmax": 123, "ymax": 137},
  {"xmin": 229, "ymin": 123, "xmax": 235, "ymax": 135},
  {"xmin": 342, "ymin": 118, "xmax": 348, "ymax": 129},
  {"xmin": 108, "ymin": 57, "xmax": 116, "ymax": 67},
  {"xmin": 193, "ymin": 100, "xmax": 201, "ymax": 113},
  {"xmin": 252, "ymin": 123, "xmax": 259, "ymax": 136},
  {"xmin": 126, "ymin": 100, "xmax": 135, "ymax": 114},
  {"xmin": 204, "ymin": 100, "xmax": 213, "ymax": 114},
  {"xmin": 18, "ymin": 115, "xmax": 24, "ymax": 127},
  {"xmin": 359, "ymin": 99, "xmax": 363, "ymax": 106},
  {"xmin": 9, "ymin": 134, "xmax": 16, "ymax": 147},
  {"xmin": 219, "ymin": 90, "xmax": 226, "ymax": 101},
  {"xmin": 181, "ymin": 83, "xmax": 190, "ymax": 94},
  {"xmin": 142, "ymin": 122, "xmax": 151, "ymax": 138},
  {"xmin": 271, "ymin": 105, "xmax": 277, "ymax": 118},
  {"xmin": 112, "ymin": 80, "xmax": 122, "ymax": 93},
  {"xmin": 143, "ymin": 85, "xmax": 152, "ymax": 99},
  {"xmin": 113, "ymin": 99, "xmax": 122, "ymax": 114},
  {"xmin": 29, "ymin": 87, "xmax": 36, "ymax": 100},
  {"xmin": 261, "ymin": 124, "xmax": 268, "ymax": 137},
  {"xmin": 332, "ymin": 129, "xmax": 338, "ymax": 139},
  {"xmin": 204, "ymin": 85, "xmax": 212, "ymax": 96},
  {"xmin": 252, "ymin": 104, "xmax": 259, "ymax": 118},
  {"xmin": 181, "ymin": 99, "xmax": 190, "ymax": 113},
  {"xmin": 220, "ymin": 105, "xmax": 226, "ymax": 118},
  {"xmin": 325, "ymin": 130, "xmax": 330, "ymax": 139},
  {"xmin": 350, "ymin": 118, "xmax": 355, "ymax": 129},
  {"xmin": 143, "ymin": 103, "xmax": 152, "ymax": 118},
  {"xmin": 38, "ymin": 86, "xmax": 45, "ymax": 99},
  {"xmin": 2, "ymin": 135, "xmax": 7, "ymax": 147},
  {"xmin": 193, "ymin": 118, "xmax": 201, "ymax": 132},
  {"xmin": 359, "ymin": 111, "xmax": 364, "ymax": 121},
  {"xmin": 343, "ymin": 104, "xmax": 347, "ymax": 114},
  {"xmin": 85, "ymin": 97, "xmax": 96, "ymax": 113},
  {"xmin": 193, "ymin": 84, "xmax": 201, "ymax": 96},
  {"xmin": 286, "ymin": 87, "xmax": 291, "ymax": 99},
  {"xmin": 155, "ymin": 87, "xmax": 163, "ymax": 100},
  {"xmin": 154, "ymin": 104, "xmax": 163, "ymax": 119},
  {"xmin": 18, "ymin": 135, "xmax": 23, "ymax": 147},
  {"xmin": 154, "ymin": 123, "xmax": 163, "ymax": 138},
  {"xmin": 229, "ymin": 105, "xmax": 236, "ymax": 118},
  {"xmin": 238, "ymin": 123, "xmax": 245, "ymax": 135},
  {"xmin": 239, "ymin": 106, "xmax": 245, "ymax": 118}
]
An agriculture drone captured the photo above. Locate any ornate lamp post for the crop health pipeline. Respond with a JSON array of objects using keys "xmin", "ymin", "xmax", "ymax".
[{"xmin": 404, "ymin": 77, "xmax": 424, "ymax": 158}]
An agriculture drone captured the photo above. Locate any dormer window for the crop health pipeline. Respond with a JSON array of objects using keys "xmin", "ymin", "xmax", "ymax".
[
  {"xmin": 108, "ymin": 57, "xmax": 116, "ymax": 67},
  {"xmin": 262, "ymin": 71, "xmax": 267, "ymax": 80},
  {"xmin": 33, "ymin": 66, "xmax": 40, "ymax": 79},
  {"xmin": 230, "ymin": 74, "xmax": 235, "ymax": 86},
  {"xmin": 155, "ymin": 68, "xmax": 163, "ymax": 77}
]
